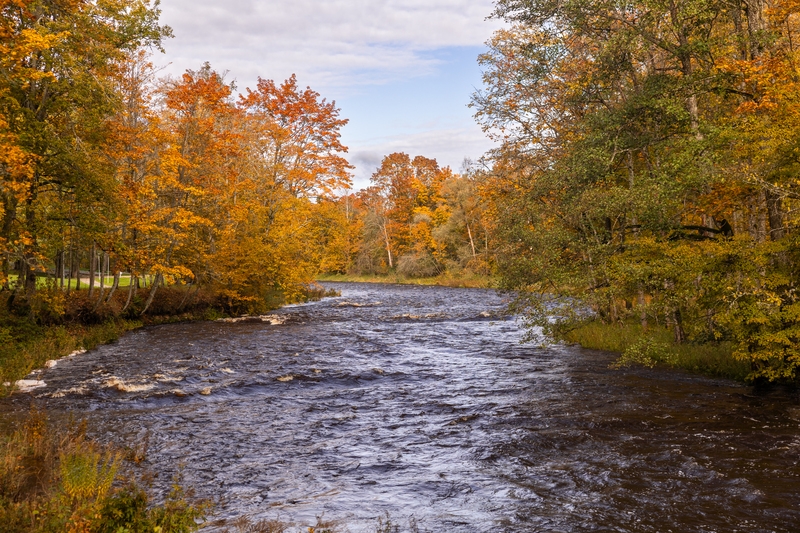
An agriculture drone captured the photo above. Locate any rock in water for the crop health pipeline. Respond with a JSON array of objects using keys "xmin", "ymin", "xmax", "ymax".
[{"xmin": 15, "ymin": 379, "xmax": 46, "ymax": 392}]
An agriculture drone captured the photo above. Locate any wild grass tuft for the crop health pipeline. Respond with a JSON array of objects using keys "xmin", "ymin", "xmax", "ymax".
[{"xmin": 561, "ymin": 320, "xmax": 750, "ymax": 381}]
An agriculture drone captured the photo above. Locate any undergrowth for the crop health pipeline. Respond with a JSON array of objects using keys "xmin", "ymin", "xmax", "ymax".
[
  {"xmin": 0, "ymin": 409, "xmax": 209, "ymax": 533},
  {"xmin": 560, "ymin": 320, "xmax": 750, "ymax": 381}
]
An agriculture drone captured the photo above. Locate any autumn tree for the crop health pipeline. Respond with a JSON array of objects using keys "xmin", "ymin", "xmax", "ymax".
[
  {"xmin": 0, "ymin": 0, "xmax": 170, "ymax": 300},
  {"xmin": 340, "ymin": 153, "xmax": 493, "ymax": 279},
  {"xmin": 475, "ymin": 0, "xmax": 800, "ymax": 381}
]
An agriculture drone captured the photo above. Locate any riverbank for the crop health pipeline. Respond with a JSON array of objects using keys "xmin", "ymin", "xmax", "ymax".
[
  {"xmin": 0, "ymin": 313, "xmax": 226, "ymax": 398},
  {"xmin": 560, "ymin": 319, "xmax": 751, "ymax": 382},
  {"xmin": 0, "ymin": 284, "xmax": 335, "ymax": 396},
  {"xmin": 316, "ymin": 271, "xmax": 496, "ymax": 288}
]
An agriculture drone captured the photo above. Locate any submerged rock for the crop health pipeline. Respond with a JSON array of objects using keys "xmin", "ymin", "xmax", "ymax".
[
  {"xmin": 48, "ymin": 386, "xmax": 89, "ymax": 398},
  {"xmin": 103, "ymin": 377, "xmax": 154, "ymax": 393},
  {"xmin": 337, "ymin": 301, "xmax": 382, "ymax": 308},
  {"xmin": 15, "ymin": 379, "xmax": 46, "ymax": 392},
  {"xmin": 217, "ymin": 314, "xmax": 287, "ymax": 325}
]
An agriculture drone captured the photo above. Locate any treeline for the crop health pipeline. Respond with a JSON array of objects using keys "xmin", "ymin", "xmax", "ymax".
[
  {"xmin": 0, "ymin": 0, "xmax": 351, "ymax": 318},
  {"xmin": 325, "ymin": 153, "xmax": 494, "ymax": 280},
  {"xmin": 472, "ymin": 0, "xmax": 800, "ymax": 382}
]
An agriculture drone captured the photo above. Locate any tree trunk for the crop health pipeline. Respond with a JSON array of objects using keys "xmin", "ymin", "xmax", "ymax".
[
  {"xmin": 88, "ymin": 242, "xmax": 96, "ymax": 298},
  {"xmin": 93, "ymin": 256, "xmax": 106, "ymax": 312},
  {"xmin": 748, "ymin": 192, "xmax": 768, "ymax": 242},
  {"xmin": 382, "ymin": 222, "xmax": 393, "ymax": 269},
  {"xmin": 673, "ymin": 309, "xmax": 686, "ymax": 344},
  {"xmin": 638, "ymin": 289, "xmax": 648, "ymax": 329},
  {"xmin": 95, "ymin": 252, "xmax": 106, "ymax": 306},
  {"xmin": 765, "ymin": 190, "xmax": 785, "ymax": 240},
  {"xmin": 106, "ymin": 271, "xmax": 121, "ymax": 303},
  {"xmin": 2, "ymin": 251, "xmax": 8, "ymax": 291},
  {"xmin": 744, "ymin": 0, "xmax": 767, "ymax": 59},
  {"xmin": 66, "ymin": 248, "xmax": 73, "ymax": 294},
  {"xmin": 466, "ymin": 223, "xmax": 477, "ymax": 258},
  {"xmin": 59, "ymin": 249, "xmax": 65, "ymax": 289},
  {"xmin": 177, "ymin": 281, "xmax": 195, "ymax": 311},
  {"xmin": 23, "ymin": 255, "xmax": 36, "ymax": 296},
  {"xmin": 140, "ymin": 272, "xmax": 162, "ymax": 316},
  {"xmin": 122, "ymin": 275, "xmax": 136, "ymax": 313}
]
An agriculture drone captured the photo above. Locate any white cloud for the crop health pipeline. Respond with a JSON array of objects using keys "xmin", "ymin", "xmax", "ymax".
[
  {"xmin": 348, "ymin": 125, "xmax": 496, "ymax": 188},
  {"xmin": 155, "ymin": 0, "xmax": 502, "ymax": 190},
  {"xmin": 158, "ymin": 0, "xmax": 501, "ymax": 89}
]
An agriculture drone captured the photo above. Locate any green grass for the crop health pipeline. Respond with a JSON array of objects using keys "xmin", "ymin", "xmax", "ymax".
[
  {"xmin": 0, "ymin": 317, "xmax": 142, "ymax": 395},
  {"xmin": 7, "ymin": 273, "xmax": 152, "ymax": 290},
  {"xmin": 561, "ymin": 320, "xmax": 750, "ymax": 381}
]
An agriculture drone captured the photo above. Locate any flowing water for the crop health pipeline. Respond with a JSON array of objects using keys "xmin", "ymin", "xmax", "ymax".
[{"xmin": 2, "ymin": 282, "xmax": 799, "ymax": 532}]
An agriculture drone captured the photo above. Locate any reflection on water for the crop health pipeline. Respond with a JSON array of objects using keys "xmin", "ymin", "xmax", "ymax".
[{"xmin": 2, "ymin": 282, "xmax": 799, "ymax": 531}]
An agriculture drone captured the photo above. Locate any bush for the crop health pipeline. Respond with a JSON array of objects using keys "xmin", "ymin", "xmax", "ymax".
[
  {"xmin": 0, "ymin": 410, "xmax": 209, "ymax": 533},
  {"xmin": 396, "ymin": 253, "xmax": 441, "ymax": 278}
]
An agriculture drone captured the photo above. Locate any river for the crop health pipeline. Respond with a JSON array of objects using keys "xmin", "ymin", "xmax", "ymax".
[{"xmin": 2, "ymin": 282, "xmax": 799, "ymax": 531}]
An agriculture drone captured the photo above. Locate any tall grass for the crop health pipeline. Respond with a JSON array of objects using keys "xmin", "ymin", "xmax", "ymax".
[
  {"xmin": 0, "ymin": 410, "xmax": 208, "ymax": 533},
  {"xmin": 560, "ymin": 320, "xmax": 750, "ymax": 381}
]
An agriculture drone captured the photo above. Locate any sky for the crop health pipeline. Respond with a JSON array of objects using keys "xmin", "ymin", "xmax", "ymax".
[{"xmin": 155, "ymin": 0, "xmax": 503, "ymax": 188}]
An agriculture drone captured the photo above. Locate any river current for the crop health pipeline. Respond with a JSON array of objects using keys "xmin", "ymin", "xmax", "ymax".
[{"xmin": 3, "ymin": 282, "xmax": 800, "ymax": 531}]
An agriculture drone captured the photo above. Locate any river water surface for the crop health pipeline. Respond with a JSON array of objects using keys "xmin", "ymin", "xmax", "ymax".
[{"xmin": 3, "ymin": 282, "xmax": 800, "ymax": 531}]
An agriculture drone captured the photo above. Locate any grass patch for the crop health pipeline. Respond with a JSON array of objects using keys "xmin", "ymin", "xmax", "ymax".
[
  {"xmin": 0, "ymin": 317, "xmax": 142, "ymax": 396},
  {"xmin": 561, "ymin": 320, "xmax": 750, "ymax": 381}
]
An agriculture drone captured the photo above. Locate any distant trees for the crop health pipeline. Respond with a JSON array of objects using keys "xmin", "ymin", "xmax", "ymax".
[{"xmin": 329, "ymin": 153, "xmax": 493, "ymax": 279}]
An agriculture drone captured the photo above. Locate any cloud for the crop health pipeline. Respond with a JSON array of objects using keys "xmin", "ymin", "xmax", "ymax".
[
  {"xmin": 157, "ymin": 0, "xmax": 501, "ymax": 90},
  {"xmin": 155, "ymin": 1, "xmax": 501, "ymax": 190},
  {"xmin": 347, "ymin": 125, "xmax": 496, "ymax": 188}
]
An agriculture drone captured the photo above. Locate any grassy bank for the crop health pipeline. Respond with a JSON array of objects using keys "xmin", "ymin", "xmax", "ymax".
[
  {"xmin": 0, "ymin": 282, "xmax": 336, "ymax": 395},
  {"xmin": 560, "ymin": 320, "xmax": 750, "ymax": 381},
  {"xmin": 0, "ymin": 287, "xmax": 228, "ymax": 396},
  {"xmin": 0, "ymin": 318, "xmax": 143, "ymax": 396},
  {"xmin": 316, "ymin": 271, "xmax": 496, "ymax": 289}
]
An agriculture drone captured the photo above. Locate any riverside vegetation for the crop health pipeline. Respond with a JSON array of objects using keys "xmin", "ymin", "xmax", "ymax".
[{"xmin": 473, "ymin": 0, "xmax": 800, "ymax": 385}]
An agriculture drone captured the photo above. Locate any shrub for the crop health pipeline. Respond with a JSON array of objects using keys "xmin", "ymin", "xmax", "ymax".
[{"xmin": 0, "ymin": 410, "xmax": 208, "ymax": 533}]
